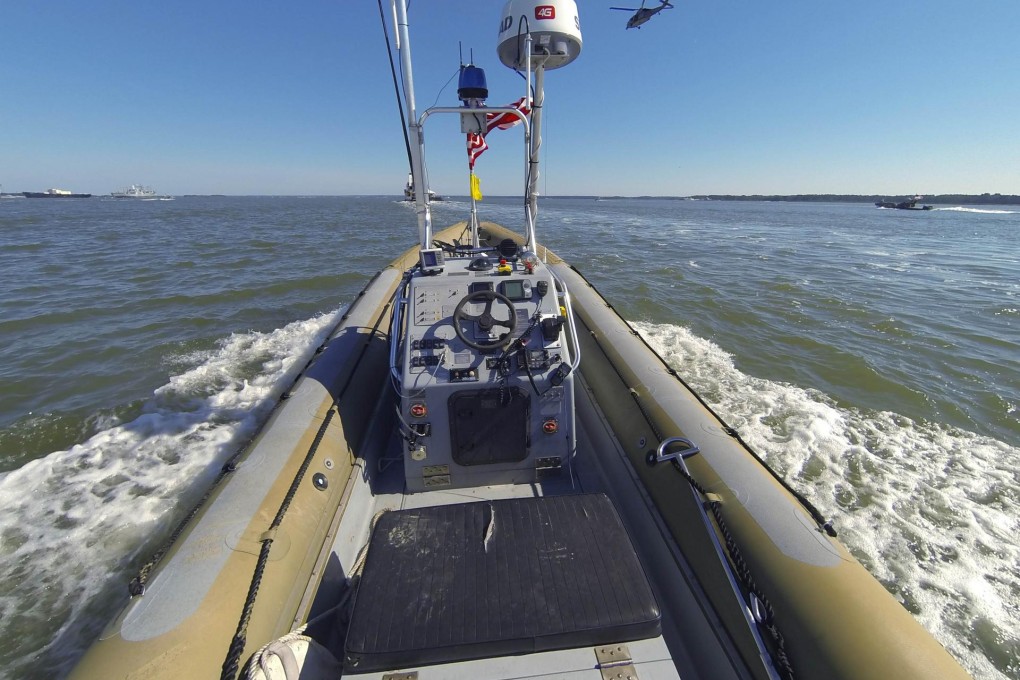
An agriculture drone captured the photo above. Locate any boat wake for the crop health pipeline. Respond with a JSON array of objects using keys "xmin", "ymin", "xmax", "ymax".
[
  {"xmin": 0, "ymin": 311, "xmax": 340, "ymax": 677},
  {"xmin": 633, "ymin": 321, "xmax": 1019, "ymax": 680},
  {"xmin": 1, "ymin": 306, "xmax": 1013, "ymax": 679},
  {"xmin": 935, "ymin": 206, "xmax": 1017, "ymax": 214}
]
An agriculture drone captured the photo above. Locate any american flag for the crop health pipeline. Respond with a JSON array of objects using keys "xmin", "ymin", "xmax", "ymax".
[
  {"xmin": 467, "ymin": 133, "xmax": 488, "ymax": 170},
  {"xmin": 466, "ymin": 97, "xmax": 531, "ymax": 169},
  {"xmin": 485, "ymin": 97, "xmax": 531, "ymax": 132}
]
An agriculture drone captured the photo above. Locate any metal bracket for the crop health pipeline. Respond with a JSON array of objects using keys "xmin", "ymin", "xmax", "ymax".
[
  {"xmin": 646, "ymin": 436, "xmax": 700, "ymax": 466},
  {"xmin": 600, "ymin": 665, "xmax": 638, "ymax": 680},
  {"xmin": 595, "ymin": 644, "xmax": 632, "ymax": 666},
  {"xmin": 596, "ymin": 644, "xmax": 638, "ymax": 680},
  {"xmin": 535, "ymin": 456, "xmax": 563, "ymax": 481},
  {"xmin": 423, "ymin": 464, "xmax": 450, "ymax": 487}
]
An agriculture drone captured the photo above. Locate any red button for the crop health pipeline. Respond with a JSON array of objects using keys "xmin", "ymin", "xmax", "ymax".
[
  {"xmin": 410, "ymin": 403, "xmax": 427, "ymax": 418},
  {"xmin": 542, "ymin": 419, "xmax": 558, "ymax": 434}
]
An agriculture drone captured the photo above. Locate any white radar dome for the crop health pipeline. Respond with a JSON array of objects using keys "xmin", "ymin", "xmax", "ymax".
[{"xmin": 497, "ymin": 0, "xmax": 582, "ymax": 71}]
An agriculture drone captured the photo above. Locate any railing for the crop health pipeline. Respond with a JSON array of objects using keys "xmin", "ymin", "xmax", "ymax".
[{"xmin": 388, "ymin": 275, "xmax": 411, "ymax": 386}]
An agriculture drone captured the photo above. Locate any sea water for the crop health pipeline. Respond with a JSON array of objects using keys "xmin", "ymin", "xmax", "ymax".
[{"xmin": 0, "ymin": 196, "xmax": 1016, "ymax": 679}]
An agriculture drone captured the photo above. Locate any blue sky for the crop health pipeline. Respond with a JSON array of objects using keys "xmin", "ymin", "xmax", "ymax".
[{"xmin": 2, "ymin": 1, "xmax": 1017, "ymax": 197}]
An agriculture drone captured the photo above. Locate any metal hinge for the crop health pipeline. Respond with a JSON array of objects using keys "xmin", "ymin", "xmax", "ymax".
[
  {"xmin": 382, "ymin": 673, "xmax": 417, "ymax": 680},
  {"xmin": 422, "ymin": 464, "xmax": 450, "ymax": 487},
  {"xmin": 595, "ymin": 644, "xmax": 638, "ymax": 680}
]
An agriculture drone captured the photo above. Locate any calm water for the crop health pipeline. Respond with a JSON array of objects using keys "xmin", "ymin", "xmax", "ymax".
[{"xmin": 0, "ymin": 196, "xmax": 1017, "ymax": 678}]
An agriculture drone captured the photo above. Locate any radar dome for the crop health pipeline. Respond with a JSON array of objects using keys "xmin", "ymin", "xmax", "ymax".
[{"xmin": 497, "ymin": 0, "xmax": 582, "ymax": 71}]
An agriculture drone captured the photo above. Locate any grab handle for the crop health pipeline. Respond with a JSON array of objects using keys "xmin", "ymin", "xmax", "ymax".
[{"xmin": 647, "ymin": 436, "xmax": 700, "ymax": 466}]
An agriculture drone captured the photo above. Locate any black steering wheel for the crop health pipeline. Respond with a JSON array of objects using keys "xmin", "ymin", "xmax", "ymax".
[{"xmin": 453, "ymin": 290, "xmax": 517, "ymax": 351}]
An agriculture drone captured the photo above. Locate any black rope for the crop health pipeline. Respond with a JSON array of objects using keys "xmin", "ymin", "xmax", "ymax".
[
  {"xmin": 220, "ymin": 406, "xmax": 337, "ymax": 680},
  {"xmin": 578, "ymin": 307, "xmax": 796, "ymax": 680},
  {"xmin": 219, "ymin": 291, "xmax": 396, "ymax": 680},
  {"xmin": 126, "ymin": 272, "xmax": 387, "ymax": 598},
  {"xmin": 129, "ymin": 456, "xmax": 239, "ymax": 596},
  {"xmin": 668, "ymin": 457, "xmax": 796, "ymax": 680},
  {"xmin": 377, "ymin": 0, "xmax": 413, "ymax": 174}
]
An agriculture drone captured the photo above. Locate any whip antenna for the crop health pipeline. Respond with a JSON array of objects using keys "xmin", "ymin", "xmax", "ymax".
[{"xmin": 377, "ymin": 0, "xmax": 414, "ymax": 174}]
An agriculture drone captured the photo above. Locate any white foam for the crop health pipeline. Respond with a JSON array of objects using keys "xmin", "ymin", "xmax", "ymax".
[
  {"xmin": 633, "ymin": 321, "xmax": 1019, "ymax": 680},
  {"xmin": 935, "ymin": 206, "xmax": 1018, "ymax": 214},
  {"xmin": 0, "ymin": 309, "xmax": 341, "ymax": 675}
]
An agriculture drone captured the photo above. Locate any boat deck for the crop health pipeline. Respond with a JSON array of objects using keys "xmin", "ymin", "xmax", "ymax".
[{"xmin": 301, "ymin": 376, "xmax": 752, "ymax": 680}]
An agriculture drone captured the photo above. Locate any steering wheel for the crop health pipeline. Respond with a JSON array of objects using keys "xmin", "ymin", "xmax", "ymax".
[{"xmin": 453, "ymin": 290, "xmax": 517, "ymax": 351}]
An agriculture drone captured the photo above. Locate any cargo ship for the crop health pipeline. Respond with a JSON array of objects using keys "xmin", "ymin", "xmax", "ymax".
[{"xmin": 22, "ymin": 188, "xmax": 92, "ymax": 198}]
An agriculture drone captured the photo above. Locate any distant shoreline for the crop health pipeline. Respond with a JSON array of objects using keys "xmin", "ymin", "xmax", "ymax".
[{"xmin": 566, "ymin": 194, "xmax": 1020, "ymax": 205}]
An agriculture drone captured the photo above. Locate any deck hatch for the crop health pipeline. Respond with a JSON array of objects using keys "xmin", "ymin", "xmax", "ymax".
[
  {"xmin": 344, "ymin": 494, "xmax": 660, "ymax": 671},
  {"xmin": 449, "ymin": 388, "xmax": 530, "ymax": 466}
]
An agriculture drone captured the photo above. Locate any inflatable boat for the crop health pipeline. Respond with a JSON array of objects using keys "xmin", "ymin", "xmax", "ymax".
[{"xmin": 68, "ymin": 3, "xmax": 971, "ymax": 679}]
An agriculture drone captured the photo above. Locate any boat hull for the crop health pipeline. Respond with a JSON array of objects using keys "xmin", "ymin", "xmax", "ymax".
[
  {"xmin": 68, "ymin": 222, "xmax": 970, "ymax": 680},
  {"xmin": 68, "ymin": 262, "xmax": 415, "ymax": 680},
  {"xmin": 550, "ymin": 257, "xmax": 967, "ymax": 680},
  {"xmin": 876, "ymin": 200, "xmax": 933, "ymax": 210},
  {"xmin": 22, "ymin": 192, "xmax": 92, "ymax": 198}
]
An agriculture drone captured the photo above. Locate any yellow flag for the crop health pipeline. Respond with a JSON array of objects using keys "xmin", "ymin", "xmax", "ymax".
[{"xmin": 470, "ymin": 173, "xmax": 483, "ymax": 201}]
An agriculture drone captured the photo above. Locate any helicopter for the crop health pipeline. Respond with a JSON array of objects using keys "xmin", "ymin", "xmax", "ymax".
[{"xmin": 610, "ymin": 0, "xmax": 674, "ymax": 29}]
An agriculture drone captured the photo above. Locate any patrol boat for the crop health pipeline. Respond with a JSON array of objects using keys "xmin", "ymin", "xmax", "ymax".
[
  {"xmin": 111, "ymin": 184, "xmax": 171, "ymax": 199},
  {"xmin": 403, "ymin": 173, "xmax": 442, "ymax": 202},
  {"xmin": 68, "ymin": 2, "xmax": 972, "ymax": 679}
]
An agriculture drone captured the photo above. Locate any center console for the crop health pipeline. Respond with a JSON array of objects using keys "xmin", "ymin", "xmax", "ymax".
[{"xmin": 393, "ymin": 244, "xmax": 576, "ymax": 492}]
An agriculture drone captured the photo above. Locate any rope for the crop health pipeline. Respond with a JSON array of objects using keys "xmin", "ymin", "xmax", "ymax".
[
  {"xmin": 669, "ymin": 459, "xmax": 795, "ymax": 680},
  {"xmin": 579, "ymin": 306, "xmax": 797, "ymax": 680},
  {"xmin": 127, "ymin": 272, "xmax": 387, "ymax": 598},
  {"xmin": 129, "ymin": 454, "xmax": 240, "ymax": 596},
  {"xmin": 570, "ymin": 265, "xmax": 836, "ymax": 537},
  {"xmin": 240, "ymin": 509, "xmax": 387, "ymax": 680},
  {"xmin": 244, "ymin": 626, "xmax": 309, "ymax": 680},
  {"xmin": 220, "ymin": 407, "xmax": 336, "ymax": 680},
  {"xmin": 219, "ymin": 291, "xmax": 395, "ymax": 680}
]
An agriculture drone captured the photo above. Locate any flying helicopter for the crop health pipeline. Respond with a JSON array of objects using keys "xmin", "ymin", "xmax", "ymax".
[{"xmin": 611, "ymin": 0, "xmax": 674, "ymax": 29}]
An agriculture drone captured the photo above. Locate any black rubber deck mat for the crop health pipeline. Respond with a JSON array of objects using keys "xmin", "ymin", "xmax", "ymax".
[{"xmin": 344, "ymin": 493, "xmax": 661, "ymax": 672}]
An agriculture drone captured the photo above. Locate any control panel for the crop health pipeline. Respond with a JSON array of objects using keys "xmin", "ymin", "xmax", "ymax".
[{"xmin": 398, "ymin": 250, "xmax": 575, "ymax": 492}]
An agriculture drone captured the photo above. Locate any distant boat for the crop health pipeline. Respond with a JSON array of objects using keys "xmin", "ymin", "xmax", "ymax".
[
  {"xmin": 22, "ymin": 188, "xmax": 92, "ymax": 198},
  {"xmin": 402, "ymin": 173, "xmax": 442, "ymax": 201},
  {"xmin": 111, "ymin": 184, "xmax": 171, "ymax": 199},
  {"xmin": 875, "ymin": 196, "xmax": 933, "ymax": 210},
  {"xmin": 0, "ymin": 184, "xmax": 25, "ymax": 199}
]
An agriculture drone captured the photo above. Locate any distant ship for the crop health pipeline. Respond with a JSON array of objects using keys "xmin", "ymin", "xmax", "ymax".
[
  {"xmin": 22, "ymin": 188, "xmax": 92, "ymax": 198},
  {"xmin": 111, "ymin": 184, "xmax": 170, "ymax": 199},
  {"xmin": 0, "ymin": 184, "xmax": 25, "ymax": 199},
  {"xmin": 875, "ymin": 196, "xmax": 933, "ymax": 210},
  {"xmin": 402, "ymin": 173, "xmax": 442, "ymax": 202}
]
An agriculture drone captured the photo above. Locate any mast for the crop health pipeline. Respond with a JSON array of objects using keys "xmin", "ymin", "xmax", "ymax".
[
  {"xmin": 392, "ymin": 0, "xmax": 433, "ymax": 250},
  {"xmin": 526, "ymin": 55, "xmax": 546, "ymax": 253},
  {"xmin": 496, "ymin": 0, "xmax": 582, "ymax": 253}
]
